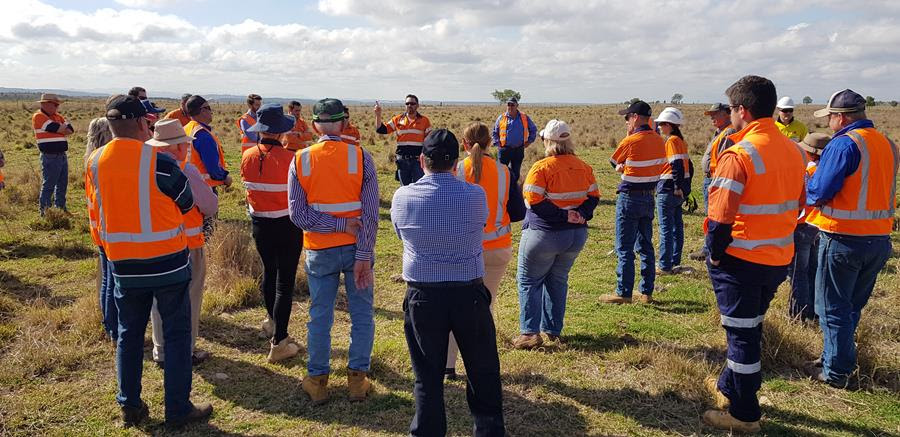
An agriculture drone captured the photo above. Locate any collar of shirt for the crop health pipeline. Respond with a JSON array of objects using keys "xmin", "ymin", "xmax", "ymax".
[
  {"xmin": 634, "ymin": 124, "xmax": 652, "ymax": 133},
  {"xmin": 246, "ymin": 110, "xmax": 257, "ymax": 119},
  {"xmin": 833, "ymin": 119, "xmax": 875, "ymax": 137},
  {"xmin": 200, "ymin": 121, "xmax": 213, "ymax": 131},
  {"xmin": 259, "ymin": 137, "xmax": 282, "ymax": 147},
  {"xmin": 319, "ymin": 134, "xmax": 342, "ymax": 142}
]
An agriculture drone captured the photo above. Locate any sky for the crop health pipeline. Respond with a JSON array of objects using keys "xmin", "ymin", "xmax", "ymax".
[{"xmin": 1, "ymin": 0, "xmax": 898, "ymax": 104}]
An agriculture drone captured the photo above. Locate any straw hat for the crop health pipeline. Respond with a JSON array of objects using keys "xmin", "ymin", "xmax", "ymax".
[
  {"xmin": 37, "ymin": 93, "xmax": 62, "ymax": 104},
  {"xmin": 146, "ymin": 119, "xmax": 194, "ymax": 147}
]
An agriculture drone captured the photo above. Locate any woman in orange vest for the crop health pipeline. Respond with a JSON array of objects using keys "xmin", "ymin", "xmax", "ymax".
[
  {"xmin": 240, "ymin": 104, "xmax": 304, "ymax": 363},
  {"xmin": 654, "ymin": 107, "xmax": 691, "ymax": 275},
  {"xmin": 444, "ymin": 122, "xmax": 526, "ymax": 379},
  {"xmin": 513, "ymin": 120, "xmax": 599, "ymax": 350}
]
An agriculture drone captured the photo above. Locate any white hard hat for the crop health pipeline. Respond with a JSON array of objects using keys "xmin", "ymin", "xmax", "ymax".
[
  {"xmin": 777, "ymin": 96, "xmax": 795, "ymax": 109},
  {"xmin": 654, "ymin": 107, "xmax": 684, "ymax": 125}
]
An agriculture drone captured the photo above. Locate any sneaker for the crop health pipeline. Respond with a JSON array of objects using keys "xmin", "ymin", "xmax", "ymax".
[
  {"xmin": 598, "ymin": 294, "xmax": 632, "ymax": 304},
  {"xmin": 702, "ymin": 409, "xmax": 760, "ymax": 433},
  {"xmin": 636, "ymin": 294, "xmax": 654, "ymax": 304},
  {"xmin": 705, "ymin": 377, "xmax": 729, "ymax": 409},
  {"xmin": 166, "ymin": 402, "xmax": 213, "ymax": 428},
  {"xmin": 511, "ymin": 334, "xmax": 543, "ymax": 350},
  {"xmin": 348, "ymin": 369, "xmax": 372, "ymax": 401},
  {"xmin": 260, "ymin": 318, "xmax": 274, "ymax": 339},
  {"xmin": 302, "ymin": 374, "xmax": 330, "ymax": 405},
  {"xmin": 444, "ymin": 368, "xmax": 458, "ymax": 381},
  {"xmin": 267, "ymin": 337, "xmax": 301, "ymax": 363},
  {"xmin": 121, "ymin": 401, "xmax": 149, "ymax": 428}
]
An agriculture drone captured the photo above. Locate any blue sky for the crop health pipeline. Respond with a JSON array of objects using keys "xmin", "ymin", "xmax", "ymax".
[{"xmin": 2, "ymin": 0, "xmax": 899, "ymax": 103}]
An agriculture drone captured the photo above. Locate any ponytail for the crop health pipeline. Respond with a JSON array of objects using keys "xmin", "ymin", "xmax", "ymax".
[
  {"xmin": 471, "ymin": 142, "xmax": 485, "ymax": 183},
  {"xmin": 462, "ymin": 122, "xmax": 493, "ymax": 184}
]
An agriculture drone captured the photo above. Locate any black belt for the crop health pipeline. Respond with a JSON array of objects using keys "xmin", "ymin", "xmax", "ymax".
[
  {"xmin": 407, "ymin": 278, "xmax": 483, "ymax": 289},
  {"xmin": 41, "ymin": 151, "xmax": 66, "ymax": 156},
  {"xmin": 618, "ymin": 189, "xmax": 654, "ymax": 196}
]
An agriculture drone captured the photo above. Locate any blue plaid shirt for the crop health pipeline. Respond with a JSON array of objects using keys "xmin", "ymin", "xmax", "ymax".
[{"xmin": 391, "ymin": 172, "xmax": 487, "ymax": 282}]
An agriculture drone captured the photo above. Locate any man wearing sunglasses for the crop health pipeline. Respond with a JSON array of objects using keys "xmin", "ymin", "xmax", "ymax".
[
  {"xmin": 491, "ymin": 97, "xmax": 537, "ymax": 182},
  {"xmin": 374, "ymin": 94, "xmax": 432, "ymax": 185},
  {"xmin": 775, "ymin": 97, "xmax": 808, "ymax": 142},
  {"xmin": 32, "ymin": 93, "xmax": 75, "ymax": 215}
]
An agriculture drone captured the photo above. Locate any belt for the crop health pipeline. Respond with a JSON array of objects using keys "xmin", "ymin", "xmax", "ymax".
[
  {"xmin": 396, "ymin": 154, "xmax": 420, "ymax": 160},
  {"xmin": 406, "ymin": 278, "xmax": 483, "ymax": 289},
  {"xmin": 618, "ymin": 189, "xmax": 654, "ymax": 196},
  {"xmin": 41, "ymin": 151, "xmax": 66, "ymax": 156}
]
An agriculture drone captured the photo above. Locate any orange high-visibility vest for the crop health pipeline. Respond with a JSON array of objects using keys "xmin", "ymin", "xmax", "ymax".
[
  {"xmin": 164, "ymin": 108, "xmax": 191, "ymax": 127},
  {"xmin": 32, "ymin": 110, "xmax": 69, "ymax": 152},
  {"xmin": 282, "ymin": 118, "xmax": 314, "ymax": 151},
  {"xmin": 456, "ymin": 155, "xmax": 512, "ymax": 250},
  {"xmin": 523, "ymin": 154, "xmax": 600, "ymax": 211},
  {"xmin": 183, "ymin": 206, "xmax": 204, "ymax": 249},
  {"xmin": 498, "ymin": 112, "xmax": 528, "ymax": 147},
  {"xmin": 240, "ymin": 142, "xmax": 294, "ymax": 219},
  {"xmin": 708, "ymin": 127, "xmax": 736, "ymax": 176},
  {"xmin": 296, "ymin": 140, "xmax": 363, "ymax": 250},
  {"xmin": 84, "ymin": 162, "xmax": 101, "ymax": 247},
  {"xmin": 385, "ymin": 113, "xmax": 431, "ymax": 148},
  {"xmin": 661, "ymin": 135, "xmax": 690, "ymax": 181},
  {"xmin": 341, "ymin": 123, "xmax": 361, "ymax": 147},
  {"xmin": 184, "ymin": 120, "xmax": 228, "ymax": 187},
  {"xmin": 807, "ymin": 128, "xmax": 898, "ymax": 236},
  {"xmin": 720, "ymin": 119, "xmax": 806, "ymax": 266},
  {"xmin": 798, "ymin": 161, "xmax": 817, "ymax": 224},
  {"xmin": 86, "ymin": 138, "xmax": 186, "ymax": 261},
  {"xmin": 237, "ymin": 112, "xmax": 257, "ymax": 153},
  {"xmin": 610, "ymin": 130, "xmax": 666, "ymax": 185}
]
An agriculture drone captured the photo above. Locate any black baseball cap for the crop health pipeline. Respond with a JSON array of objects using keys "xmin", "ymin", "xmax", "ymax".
[
  {"xmin": 422, "ymin": 129, "xmax": 459, "ymax": 161},
  {"xmin": 312, "ymin": 98, "xmax": 347, "ymax": 122},
  {"xmin": 106, "ymin": 95, "xmax": 148, "ymax": 120},
  {"xmin": 618, "ymin": 100, "xmax": 652, "ymax": 117},
  {"xmin": 185, "ymin": 95, "xmax": 208, "ymax": 116}
]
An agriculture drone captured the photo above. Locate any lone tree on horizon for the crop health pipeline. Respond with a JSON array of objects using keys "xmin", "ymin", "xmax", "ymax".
[
  {"xmin": 492, "ymin": 89, "xmax": 521, "ymax": 103},
  {"xmin": 803, "ymin": 96, "xmax": 813, "ymax": 104},
  {"xmin": 671, "ymin": 93, "xmax": 684, "ymax": 105}
]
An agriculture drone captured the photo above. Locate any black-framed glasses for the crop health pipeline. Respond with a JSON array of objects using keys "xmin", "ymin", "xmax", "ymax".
[{"xmin": 729, "ymin": 104, "xmax": 741, "ymax": 110}]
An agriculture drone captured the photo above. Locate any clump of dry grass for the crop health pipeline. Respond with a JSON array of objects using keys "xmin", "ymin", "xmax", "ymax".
[
  {"xmin": 203, "ymin": 221, "xmax": 262, "ymax": 314},
  {"xmin": 29, "ymin": 208, "xmax": 72, "ymax": 231}
]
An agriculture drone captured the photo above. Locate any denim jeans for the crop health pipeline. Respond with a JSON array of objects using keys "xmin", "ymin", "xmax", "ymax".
[
  {"xmin": 39, "ymin": 152, "xmax": 68, "ymax": 210},
  {"xmin": 396, "ymin": 156, "xmax": 425, "ymax": 186},
  {"xmin": 517, "ymin": 227, "xmax": 587, "ymax": 335},
  {"xmin": 656, "ymin": 192, "xmax": 684, "ymax": 271},
  {"xmin": 815, "ymin": 232, "xmax": 891, "ymax": 383},
  {"xmin": 615, "ymin": 192, "xmax": 655, "ymax": 297},
  {"xmin": 98, "ymin": 247, "xmax": 117, "ymax": 341},
  {"xmin": 788, "ymin": 224, "xmax": 819, "ymax": 320},
  {"xmin": 702, "ymin": 176, "xmax": 712, "ymax": 215},
  {"xmin": 497, "ymin": 146, "xmax": 525, "ymax": 182},
  {"xmin": 115, "ymin": 279, "xmax": 193, "ymax": 421},
  {"xmin": 304, "ymin": 244, "xmax": 375, "ymax": 376}
]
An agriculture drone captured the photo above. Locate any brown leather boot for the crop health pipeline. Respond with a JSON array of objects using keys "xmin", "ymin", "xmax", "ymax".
[
  {"xmin": 598, "ymin": 294, "xmax": 632, "ymax": 304},
  {"xmin": 302, "ymin": 374, "xmax": 329, "ymax": 405},
  {"xmin": 702, "ymin": 409, "xmax": 760, "ymax": 433},
  {"xmin": 511, "ymin": 334, "xmax": 543, "ymax": 350},
  {"xmin": 267, "ymin": 338, "xmax": 300, "ymax": 363},
  {"xmin": 347, "ymin": 369, "xmax": 372, "ymax": 401}
]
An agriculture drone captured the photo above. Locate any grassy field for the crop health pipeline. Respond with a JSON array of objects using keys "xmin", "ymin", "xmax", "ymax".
[{"xmin": 0, "ymin": 99, "xmax": 898, "ymax": 436}]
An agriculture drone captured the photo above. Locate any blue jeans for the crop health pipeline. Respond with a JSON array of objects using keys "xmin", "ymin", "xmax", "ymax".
[
  {"xmin": 99, "ymin": 247, "xmax": 117, "ymax": 340},
  {"xmin": 304, "ymin": 244, "xmax": 375, "ymax": 376},
  {"xmin": 517, "ymin": 227, "xmax": 587, "ymax": 335},
  {"xmin": 396, "ymin": 156, "xmax": 424, "ymax": 186},
  {"xmin": 497, "ymin": 146, "xmax": 526, "ymax": 182},
  {"xmin": 115, "ymin": 279, "xmax": 193, "ymax": 420},
  {"xmin": 815, "ymin": 232, "xmax": 891, "ymax": 383},
  {"xmin": 615, "ymin": 192, "xmax": 655, "ymax": 297},
  {"xmin": 656, "ymin": 192, "xmax": 684, "ymax": 271},
  {"xmin": 39, "ymin": 152, "xmax": 68, "ymax": 210},
  {"xmin": 702, "ymin": 176, "xmax": 711, "ymax": 214},
  {"xmin": 788, "ymin": 224, "xmax": 819, "ymax": 320}
]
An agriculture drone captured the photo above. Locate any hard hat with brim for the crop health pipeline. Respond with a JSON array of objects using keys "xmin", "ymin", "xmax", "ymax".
[
  {"xmin": 312, "ymin": 98, "xmax": 347, "ymax": 122},
  {"xmin": 146, "ymin": 119, "xmax": 195, "ymax": 147},
  {"xmin": 777, "ymin": 96, "xmax": 795, "ymax": 109},
  {"xmin": 37, "ymin": 93, "xmax": 63, "ymax": 103},
  {"xmin": 247, "ymin": 103, "xmax": 295, "ymax": 134},
  {"xmin": 797, "ymin": 132, "xmax": 831, "ymax": 156},
  {"xmin": 654, "ymin": 107, "xmax": 684, "ymax": 125},
  {"xmin": 813, "ymin": 89, "xmax": 866, "ymax": 118}
]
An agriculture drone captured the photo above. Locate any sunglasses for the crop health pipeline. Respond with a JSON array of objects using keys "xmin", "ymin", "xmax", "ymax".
[
  {"xmin": 405, "ymin": 102, "xmax": 417, "ymax": 106},
  {"xmin": 780, "ymin": 108, "xmax": 794, "ymax": 113},
  {"xmin": 201, "ymin": 105, "xmax": 212, "ymax": 112}
]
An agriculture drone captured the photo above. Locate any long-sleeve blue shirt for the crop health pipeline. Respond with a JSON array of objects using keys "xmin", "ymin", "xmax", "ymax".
[
  {"xmin": 239, "ymin": 110, "xmax": 259, "ymax": 143},
  {"xmin": 491, "ymin": 111, "xmax": 537, "ymax": 148},
  {"xmin": 192, "ymin": 123, "xmax": 229, "ymax": 182},
  {"xmin": 807, "ymin": 119, "xmax": 871, "ymax": 206}
]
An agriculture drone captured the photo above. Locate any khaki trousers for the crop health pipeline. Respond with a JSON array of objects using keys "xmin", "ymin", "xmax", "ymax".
[{"xmin": 152, "ymin": 247, "xmax": 206, "ymax": 361}]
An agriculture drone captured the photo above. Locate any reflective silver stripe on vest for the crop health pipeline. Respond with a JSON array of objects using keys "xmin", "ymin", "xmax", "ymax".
[
  {"xmin": 728, "ymin": 234, "xmax": 793, "ymax": 250},
  {"xmin": 311, "ymin": 201, "xmax": 362, "ymax": 213},
  {"xmin": 736, "ymin": 140, "xmax": 766, "ymax": 174},
  {"xmin": 545, "ymin": 190, "xmax": 589, "ymax": 200},
  {"xmin": 819, "ymin": 130, "xmax": 897, "ymax": 220},
  {"xmin": 456, "ymin": 161, "xmax": 466, "ymax": 181},
  {"xmin": 90, "ymin": 150, "xmax": 104, "ymax": 244},
  {"xmin": 625, "ymin": 157, "xmax": 666, "ymax": 167},
  {"xmin": 726, "ymin": 359, "xmax": 761, "ymax": 374},
  {"xmin": 138, "ymin": 145, "xmax": 153, "ymax": 232},
  {"xmin": 721, "ymin": 314, "xmax": 765, "ymax": 328},
  {"xmin": 243, "ymin": 182, "xmax": 288, "ymax": 192},
  {"xmin": 737, "ymin": 200, "xmax": 799, "ymax": 215},
  {"xmin": 299, "ymin": 148, "xmax": 311, "ymax": 177},
  {"xmin": 523, "ymin": 184, "xmax": 546, "ymax": 195},
  {"xmin": 488, "ymin": 160, "xmax": 508, "ymax": 240},
  {"xmin": 348, "ymin": 143, "xmax": 358, "ymax": 175},
  {"xmin": 709, "ymin": 177, "xmax": 744, "ymax": 194},
  {"xmin": 185, "ymin": 226, "xmax": 203, "ymax": 237}
]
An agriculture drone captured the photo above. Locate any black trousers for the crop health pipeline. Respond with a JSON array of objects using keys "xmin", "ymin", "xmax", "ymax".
[
  {"xmin": 403, "ymin": 281, "xmax": 505, "ymax": 437},
  {"xmin": 251, "ymin": 216, "xmax": 302, "ymax": 343},
  {"xmin": 497, "ymin": 146, "xmax": 525, "ymax": 182}
]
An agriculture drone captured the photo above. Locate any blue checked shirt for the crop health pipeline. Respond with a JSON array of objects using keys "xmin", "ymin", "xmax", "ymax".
[{"xmin": 391, "ymin": 172, "xmax": 487, "ymax": 282}]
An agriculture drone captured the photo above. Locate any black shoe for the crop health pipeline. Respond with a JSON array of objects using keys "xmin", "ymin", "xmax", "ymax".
[
  {"xmin": 444, "ymin": 368, "xmax": 458, "ymax": 381},
  {"xmin": 804, "ymin": 362, "xmax": 850, "ymax": 389},
  {"xmin": 166, "ymin": 402, "xmax": 213, "ymax": 428},
  {"xmin": 121, "ymin": 401, "xmax": 149, "ymax": 428}
]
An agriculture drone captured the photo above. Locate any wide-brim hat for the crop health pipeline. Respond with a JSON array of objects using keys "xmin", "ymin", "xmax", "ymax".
[
  {"xmin": 37, "ymin": 93, "xmax": 62, "ymax": 103},
  {"xmin": 146, "ymin": 119, "xmax": 194, "ymax": 147},
  {"xmin": 247, "ymin": 103, "xmax": 295, "ymax": 134},
  {"xmin": 797, "ymin": 132, "xmax": 831, "ymax": 156}
]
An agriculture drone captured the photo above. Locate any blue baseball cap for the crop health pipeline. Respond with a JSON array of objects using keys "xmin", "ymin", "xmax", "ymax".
[
  {"xmin": 246, "ymin": 103, "xmax": 295, "ymax": 134},
  {"xmin": 814, "ymin": 89, "xmax": 866, "ymax": 117},
  {"xmin": 141, "ymin": 99, "xmax": 166, "ymax": 114}
]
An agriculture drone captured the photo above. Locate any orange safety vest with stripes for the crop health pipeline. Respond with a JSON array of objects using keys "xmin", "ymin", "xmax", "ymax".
[
  {"xmin": 708, "ymin": 127, "xmax": 737, "ymax": 176},
  {"xmin": 456, "ymin": 155, "xmax": 512, "ymax": 250},
  {"xmin": 236, "ymin": 112, "xmax": 257, "ymax": 153},
  {"xmin": 385, "ymin": 113, "xmax": 431, "ymax": 148},
  {"xmin": 296, "ymin": 140, "xmax": 363, "ymax": 250},
  {"xmin": 523, "ymin": 154, "xmax": 600, "ymax": 210},
  {"xmin": 184, "ymin": 120, "xmax": 228, "ymax": 187},
  {"xmin": 341, "ymin": 123, "xmax": 361, "ymax": 147},
  {"xmin": 164, "ymin": 108, "xmax": 191, "ymax": 127},
  {"xmin": 807, "ymin": 128, "xmax": 898, "ymax": 236},
  {"xmin": 714, "ymin": 119, "xmax": 806, "ymax": 266},
  {"xmin": 498, "ymin": 112, "xmax": 528, "ymax": 147},
  {"xmin": 282, "ymin": 118, "xmax": 314, "ymax": 151},
  {"xmin": 173, "ymin": 158, "xmax": 205, "ymax": 249},
  {"xmin": 240, "ymin": 142, "xmax": 293, "ymax": 219},
  {"xmin": 610, "ymin": 130, "xmax": 666, "ymax": 185},
  {"xmin": 86, "ymin": 138, "xmax": 187, "ymax": 262},
  {"xmin": 661, "ymin": 135, "xmax": 690, "ymax": 181},
  {"xmin": 32, "ymin": 110, "xmax": 69, "ymax": 152}
]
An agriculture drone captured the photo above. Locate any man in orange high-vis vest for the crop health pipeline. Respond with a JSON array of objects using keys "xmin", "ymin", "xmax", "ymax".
[
  {"xmin": 85, "ymin": 96, "xmax": 211, "ymax": 428},
  {"xmin": 690, "ymin": 103, "xmax": 737, "ymax": 261},
  {"xmin": 32, "ymin": 93, "xmax": 74, "ymax": 215},
  {"xmin": 374, "ymin": 94, "xmax": 432, "ymax": 185},
  {"xmin": 240, "ymin": 104, "xmax": 304, "ymax": 364},
  {"xmin": 164, "ymin": 94, "xmax": 193, "ymax": 127},
  {"xmin": 145, "ymin": 120, "xmax": 219, "ymax": 368},
  {"xmin": 491, "ymin": 96, "xmax": 537, "ymax": 182},
  {"xmin": 804, "ymin": 89, "xmax": 898, "ymax": 388},
  {"xmin": 289, "ymin": 98, "xmax": 378, "ymax": 405},
  {"xmin": 341, "ymin": 106, "xmax": 361, "ymax": 147},
  {"xmin": 236, "ymin": 94, "xmax": 262, "ymax": 153},
  {"xmin": 702, "ymin": 76, "xmax": 806, "ymax": 433},
  {"xmin": 599, "ymin": 100, "xmax": 665, "ymax": 305},
  {"xmin": 183, "ymin": 95, "xmax": 231, "ymax": 239},
  {"xmin": 282, "ymin": 100, "xmax": 314, "ymax": 151}
]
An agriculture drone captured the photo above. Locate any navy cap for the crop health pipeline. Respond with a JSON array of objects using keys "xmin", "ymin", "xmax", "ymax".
[
  {"xmin": 618, "ymin": 100, "xmax": 652, "ymax": 117},
  {"xmin": 506, "ymin": 97, "xmax": 519, "ymax": 104},
  {"xmin": 247, "ymin": 103, "xmax": 295, "ymax": 134},
  {"xmin": 106, "ymin": 95, "xmax": 148, "ymax": 120},
  {"xmin": 185, "ymin": 95, "xmax": 208, "ymax": 116},
  {"xmin": 141, "ymin": 99, "xmax": 166, "ymax": 114},
  {"xmin": 814, "ymin": 89, "xmax": 866, "ymax": 117},
  {"xmin": 422, "ymin": 129, "xmax": 459, "ymax": 161}
]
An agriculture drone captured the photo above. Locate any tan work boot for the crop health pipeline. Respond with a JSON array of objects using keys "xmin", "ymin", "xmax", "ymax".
[
  {"xmin": 260, "ymin": 318, "xmax": 274, "ymax": 339},
  {"xmin": 598, "ymin": 294, "xmax": 632, "ymax": 304},
  {"xmin": 348, "ymin": 369, "xmax": 372, "ymax": 401},
  {"xmin": 705, "ymin": 377, "xmax": 729, "ymax": 409},
  {"xmin": 702, "ymin": 409, "xmax": 760, "ymax": 433},
  {"xmin": 512, "ymin": 334, "xmax": 543, "ymax": 350},
  {"xmin": 636, "ymin": 294, "xmax": 654, "ymax": 304},
  {"xmin": 302, "ymin": 374, "xmax": 329, "ymax": 405},
  {"xmin": 267, "ymin": 338, "xmax": 300, "ymax": 363}
]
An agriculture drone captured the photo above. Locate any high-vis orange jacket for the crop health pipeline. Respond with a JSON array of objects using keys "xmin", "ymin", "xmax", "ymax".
[
  {"xmin": 456, "ymin": 155, "xmax": 512, "ymax": 250},
  {"xmin": 237, "ymin": 112, "xmax": 257, "ymax": 153},
  {"xmin": 164, "ymin": 108, "xmax": 191, "ymax": 127},
  {"xmin": 240, "ymin": 141, "xmax": 294, "ymax": 219},
  {"xmin": 384, "ymin": 113, "xmax": 431, "ymax": 149},
  {"xmin": 498, "ymin": 112, "xmax": 528, "ymax": 147},
  {"xmin": 661, "ymin": 135, "xmax": 690, "ymax": 181},
  {"xmin": 32, "ymin": 110, "xmax": 70, "ymax": 153},
  {"xmin": 610, "ymin": 130, "xmax": 666, "ymax": 185},
  {"xmin": 807, "ymin": 128, "xmax": 898, "ymax": 236},
  {"xmin": 296, "ymin": 140, "xmax": 363, "ymax": 250},
  {"xmin": 523, "ymin": 154, "xmax": 600, "ymax": 210},
  {"xmin": 341, "ymin": 123, "xmax": 361, "ymax": 147},
  {"xmin": 282, "ymin": 118, "xmax": 314, "ymax": 151},
  {"xmin": 184, "ymin": 120, "xmax": 228, "ymax": 187},
  {"xmin": 708, "ymin": 127, "xmax": 737, "ymax": 176}
]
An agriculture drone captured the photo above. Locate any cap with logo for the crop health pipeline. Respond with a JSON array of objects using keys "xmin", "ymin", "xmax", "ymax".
[
  {"xmin": 813, "ymin": 89, "xmax": 867, "ymax": 118},
  {"xmin": 106, "ymin": 95, "xmax": 148, "ymax": 120}
]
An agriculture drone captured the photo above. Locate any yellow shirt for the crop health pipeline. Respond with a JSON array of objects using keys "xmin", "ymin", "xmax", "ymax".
[{"xmin": 775, "ymin": 118, "xmax": 809, "ymax": 142}]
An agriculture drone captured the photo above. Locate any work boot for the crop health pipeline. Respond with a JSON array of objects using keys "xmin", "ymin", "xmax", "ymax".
[
  {"xmin": 121, "ymin": 401, "xmax": 149, "ymax": 428},
  {"xmin": 348, "ymin": 369, "xmax": 372, "ymax": 401},
  {"xmin": 702, "ymin": 409, "xmax": 760, "ymax": 433},
  {"xmin": 166, "ymin": 402, "xmax": 213, "ymax": 428},
  {"xmin": 705, "ymin": 377, "xmax": 729, "ymax": 409},
  {"xmin": 302, "ymin": 374, "xmax": 330, "ymax": 405},
  {"xmin": 267, "ymin": 337, "xmax": 300, "ymax": 363},
  {"xmin": 688, "ymin": 249, "xmax": 707, "ymax": 261},
  {"xmin": 656, "ymin": 268, "xmax": 676, "ymax": 276},
  {"xmin": 636, "ymin": 294, "xmax": 654, "ymax": 304},
  {"xmin": 511, "ymin": 334, "xmax": 543, "ymax": 350},
  {"xmin": 260, "ymin": 317, "xmax": 274, "ymax": 339},
  {"xmin": 598, "ymin": 294, "xmax": 632, "ymax": 304}
]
